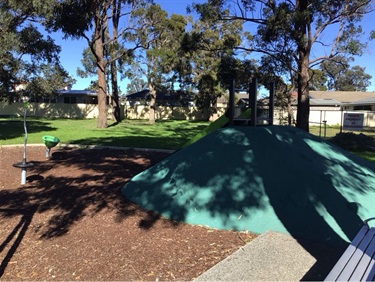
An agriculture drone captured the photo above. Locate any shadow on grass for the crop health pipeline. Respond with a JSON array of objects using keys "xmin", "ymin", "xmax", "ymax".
[
  {"xmin": 0, "ymin": 120, "xmax": 56, "ymax": 141},
  {"xmin": 68, "ymin": 122, "xmax": 208, "ymax": 150}
]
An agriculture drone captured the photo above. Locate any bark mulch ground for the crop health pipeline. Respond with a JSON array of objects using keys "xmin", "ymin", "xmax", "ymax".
[{"xmin": 0, "ymin": 145, "xmax": 255, "ymax": 281}]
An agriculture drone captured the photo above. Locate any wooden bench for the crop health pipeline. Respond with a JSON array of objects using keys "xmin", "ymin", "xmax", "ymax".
[{"xmin": 325, "ymin": 218, "xmax": 375, "ymax": 281}]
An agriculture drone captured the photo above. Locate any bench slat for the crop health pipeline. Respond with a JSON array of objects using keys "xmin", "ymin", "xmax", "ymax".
[
  {"xmin": 325, "ymin": 225, "xmax": 370, "ymax": 281},
  {"xmin": 338, "ymin": 228, "xmax": 375, "ymax": 281},
  {"xmin": 361, "ymin": 254, "xmax": 375, "ymax": 281},
  {"xmin": 360, "ymin": 237, "xmax": 375, "ymax": 282},
  {"xmin": 350, "ymin": 231, "xmax": 375, "ymax": 281},
  {"xmin": 339, "ymin": 228, "xmax": 375, "ymax": 280}
]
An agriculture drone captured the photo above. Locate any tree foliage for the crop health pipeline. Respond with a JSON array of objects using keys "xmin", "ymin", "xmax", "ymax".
[
  {"xmin": 49, "ymin": 0, "xmax": 150, "ymax": 128},
  {"xmin": 26, "ymin": 63, "xmax": 76, "ymax": 99},
  {"xmin": 321, "ymin": 56, "xmax": 372, "ymax": 91},
  {"xmin": 309, "ymin": 69, "xmax": 328, "ymax": 91},
  {"xmin": 182, "ymin": 7, "xmax": 243, "ymax": 118},
  {"xmin": 194, "ymin": 0, "xmax": 374, "ymax": 131},
  {"xmin": 0, "ymin": 0, "xmax": 72, "ymax": 102},
  {"xmin": 126, "ymin": 4, "xmax": 188, "ymax": 123}
]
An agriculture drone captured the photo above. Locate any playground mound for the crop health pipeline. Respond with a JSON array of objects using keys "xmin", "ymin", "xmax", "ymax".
[{"xmin": 122, "ymin": 125, "xmax": 375, "ymax": 246}]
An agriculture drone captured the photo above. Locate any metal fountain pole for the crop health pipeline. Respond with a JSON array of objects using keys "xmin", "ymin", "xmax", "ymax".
[
  {"xmin": 21, "ymin": 100, "xmax": 28, "ymax": 182},
  {"xmin": 13, "ymin": 96, "xmax": 34, "ymax": 185}
]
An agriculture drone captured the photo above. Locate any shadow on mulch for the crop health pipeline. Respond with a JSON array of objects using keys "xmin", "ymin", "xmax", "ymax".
[
  {"xmin": 0, "ymin": 146, "xmax": 256, "ymax": 281},
  {"xmin": 0, "ymin": 207, "xmax": 35, "ymax": 277},
  {"xmin": 0, "ymin": 148, "xmax": 171, "ymax": 239}
]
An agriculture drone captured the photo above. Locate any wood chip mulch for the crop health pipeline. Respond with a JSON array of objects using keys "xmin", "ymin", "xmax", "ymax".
[{"xmin": 0, "ymin": 146, "xmax": 256, "ymax": 281}]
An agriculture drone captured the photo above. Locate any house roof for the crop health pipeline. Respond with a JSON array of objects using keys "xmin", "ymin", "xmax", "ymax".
[
  {"xmin": 125, "ymin": 89, "xmax": 149, "ymax": 99},
  {"xmin": 310, "ymin": 98, "xmax": 342, "ymax": 106},
  {"xmin": 126, "ymin": 89, "xmax": 194, "ymax": 101},
  {"xmin": 348, "ymin": 97, "xmax": 375, "ymax": 105},
  {"xmin": 309, "ymin": 91, "xmax": 375, "ymax": 103},
  {"xmin": 56, "ymin": 90, "xmax": 97, "ymax": 96}
]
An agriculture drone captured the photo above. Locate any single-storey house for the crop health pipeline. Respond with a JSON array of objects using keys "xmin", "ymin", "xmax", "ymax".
[
  {"xmin": 345, "ymin": 97, "xmax": 375, "ymax": 111},
  {"xmin": 308, "ymin": 91, "xmax": 375, "ymax": 126},
  {"xmin": 125, "ymin": 89, "xmax": 194, "ymax": 106},
  {"xmin": 54, "ymin": 90, "xmax": 98, "ymax": 104},
  {"xmin": 309, "ymin": 91, "xmax": 375, "ymax": 110}
]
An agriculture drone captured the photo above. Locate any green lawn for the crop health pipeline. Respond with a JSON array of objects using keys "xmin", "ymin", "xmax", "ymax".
[
  {"xmin": 353, "ymin": 151, "xmax": 375, "ymax": 163},
  {"xmin": 0, "ymin": 118, "xmax": 209, "ymax": 150},
  {"xmin": 1, "ymin": 118, "xmax": 374, "ymax": 164},
  {"xmin": 309, "ymin": 125, "xmax": 375, "ymax": 138},
  {"xmin": 310, "ymin": 125, "xmax": 375, "ymax": 163}
]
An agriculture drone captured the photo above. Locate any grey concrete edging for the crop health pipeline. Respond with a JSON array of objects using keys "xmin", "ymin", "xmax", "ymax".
[
  {"xmin": 194, "ymin": 231, "xmax": 317, "ymax": 281},
  {"xmin": 0, "ymin": 143, "xmax": 175, "ymax": 154}
]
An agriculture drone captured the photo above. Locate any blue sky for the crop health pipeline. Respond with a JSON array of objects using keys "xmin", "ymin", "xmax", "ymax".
[{"xmin": 52, "ymin": 0, "xmax": 375, "ymax": 92}]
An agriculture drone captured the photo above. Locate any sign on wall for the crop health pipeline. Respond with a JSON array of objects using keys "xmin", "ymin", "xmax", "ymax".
[{"xmin": 343, "ymin": 113, "xmax": 364, "ymax": 130}]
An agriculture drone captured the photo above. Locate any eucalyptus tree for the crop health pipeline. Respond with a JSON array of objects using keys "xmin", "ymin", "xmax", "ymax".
[
  {"xmin": 194, "ymin": 0, "xmax": 374, "ymax": 131},
  {"xmin": 217, "ymin": 56, "xmax": 255, "ymax": 91},
  {"xmin": 320, "ymin": 56, "xmax": 372, "ymax": 91},
  {"xmin": 26, "ymin": 63, "xmax": 76, "ymax": 99},
  {"xmin": 76, "ymin": 47, "xmax": 98, "ymax": 89},
  {"xmin": 127, "ymin": 4, "xmax": 188, "ymax": 124},
  {"xmin": 257, "ymin": 55, "xmax": 297, "ymax": 125},
  {"xmin": 0, "ymin": 0, "xmax": 71, "ymax": 102},
  {"xmin": 51, "ymin": 0, "xmax": 149, "ymax": 128},
  {"xmin": 182, "ymin": 8, "xmax": 243, "ymax": 118},
  {"xmin": 124, "ymin": 63, "xmax": 147, "ymax": 94},
  {"xmin": 309, "ymin": 69, "xmax": 328, "ymax": 91},
  {"xmin": 77, "ymin": 42, "xmax": 124, "ymax": 122}
]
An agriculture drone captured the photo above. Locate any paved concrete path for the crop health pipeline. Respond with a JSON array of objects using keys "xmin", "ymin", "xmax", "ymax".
[{"xmin": 194, "ymin": 231, "xmax": 344, "ymax": 281}]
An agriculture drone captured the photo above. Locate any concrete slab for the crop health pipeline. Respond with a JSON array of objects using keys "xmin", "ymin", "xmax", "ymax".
[{"xmin": 194, "ymin": 231, "xmax": 344, "ymax": 281}]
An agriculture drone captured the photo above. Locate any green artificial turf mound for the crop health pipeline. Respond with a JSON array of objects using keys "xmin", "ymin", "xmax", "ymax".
[{"xmin": 122, "ymin": 125, "xmax": 375, "ymax": 246}]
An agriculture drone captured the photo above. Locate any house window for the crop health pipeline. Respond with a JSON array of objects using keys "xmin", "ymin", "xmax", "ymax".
[
  {"xmin": 84, "ymin": 97, "xmax": 97, "ymax": 104},
  {"xmin": 42, "ymin": 97, "xmax": 56, "ymax": 103},
  {"xmin": 353, "ymin": 105, "xmax": 371, "ymax": 111},
  {"xmin": 64, "ymin": 97, "xmax": 77, "ymax": 104}
]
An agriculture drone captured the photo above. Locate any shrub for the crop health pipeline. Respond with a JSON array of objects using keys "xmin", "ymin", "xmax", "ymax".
[{"xmin": 329, "ymin": 132, "xmax": 375, "ymax": 151}]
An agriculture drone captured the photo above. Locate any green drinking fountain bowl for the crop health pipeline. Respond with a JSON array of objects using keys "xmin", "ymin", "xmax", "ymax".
[
  {"xmin": 42, "ymin": 135, "xmax": 60, "ymax": 157},
  {"xmin": 42, "ymin": 135, "xmax": 60, "ymax": 149}
]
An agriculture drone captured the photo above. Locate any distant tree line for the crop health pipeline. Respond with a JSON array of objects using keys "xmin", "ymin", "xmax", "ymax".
[{"xmin": 0, "ymin": 0, "xmax": 373, "ymax": 130}]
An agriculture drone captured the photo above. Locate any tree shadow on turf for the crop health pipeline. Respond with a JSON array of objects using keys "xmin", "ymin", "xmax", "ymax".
[{"xmin": 122, "ymin": 125, "xmax": 374, "ymax": 280}]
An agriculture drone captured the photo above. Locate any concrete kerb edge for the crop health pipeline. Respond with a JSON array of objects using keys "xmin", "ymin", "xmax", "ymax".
[{"xmin": 0, "ymin": 143, "xmax": 176, "ymax": 154}]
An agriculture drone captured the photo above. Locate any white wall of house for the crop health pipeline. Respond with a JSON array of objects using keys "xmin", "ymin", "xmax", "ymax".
[
  {"xmin": 2, "ymin": 102, "xmax": 375, "ymax": 128},
  {"xmin": 309, "ymin": 108, "xmax": 342, "ymax": 126},
  {"xmin": 125, "ymin": 105, "xmax": 226, "ymax": 121},
  {"xmin": 309, "ymin": 109, "xmax": 375, "ymax": 127},
  {"xmin": 0, "ymin": 102, "xmax": 101, "ymax": 119}
]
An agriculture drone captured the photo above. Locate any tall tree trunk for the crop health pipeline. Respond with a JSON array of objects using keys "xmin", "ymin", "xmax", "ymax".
[
  {"xmin": 110, "ymin": 61, "xmax": 120, "ymax": 122},
  {"xmin": 148, "ymin": 83, "xmax": 156, "ymax": 124},
  {"xmin": 296, "ymin": 54, "xmax": 310, "ymax": 131},
  {"xmin": 94, "ymin": 9, "xmax": 108, "ymax": 129},
  {"xmin": 295, "ymin": 0, "xmax": 310, "ymax": 132},
  {"xmin": 287, "ymin": 93, "xmax": 293, "ymax": 126},
  {"xmin": 110, "ymin": 0, "xmax": 121, "ymax": 123},
  {"xmin": 97, "ymin": 53, "xmax": 108, "ymax": 128}
]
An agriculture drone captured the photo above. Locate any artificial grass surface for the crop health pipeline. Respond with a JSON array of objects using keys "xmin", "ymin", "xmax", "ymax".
[{"xmin": 122, "ymin": 125, "xmax": 375, "ymax": 246}]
